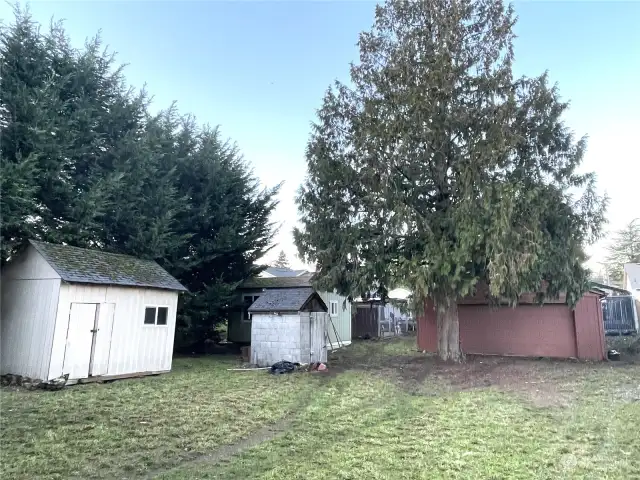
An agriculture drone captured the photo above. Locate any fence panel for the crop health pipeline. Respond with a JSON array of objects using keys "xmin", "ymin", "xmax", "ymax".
[{"xmin": 602, "ymin": 295, "xmax": 637, "ymax": 335}]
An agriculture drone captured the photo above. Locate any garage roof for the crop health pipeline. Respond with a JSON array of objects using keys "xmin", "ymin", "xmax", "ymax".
[
  {"xmin": 29, "ymin": 240, "xmax": 187, "ymax": 292},
  {"xmin": 248, "ymin": 287, "xmax": 327, "ymax": 313}
]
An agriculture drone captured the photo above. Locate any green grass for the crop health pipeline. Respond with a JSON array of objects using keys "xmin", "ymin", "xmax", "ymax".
[
  {"xmin": 2, "ymin": 339, "xmax": 639, "ymax": 479},
  {"xmin": 163, "ymin": 367, "xmax": 640, "ymax": 480},
  {"xmin": 0, "ymin": 357, "xmax": 318, "ymax": 479}
]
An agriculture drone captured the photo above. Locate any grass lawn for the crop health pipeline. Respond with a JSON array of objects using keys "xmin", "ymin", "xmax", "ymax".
[{"xmin": 2, "ymin": 337, "xmax": 639, "ymax": 479}]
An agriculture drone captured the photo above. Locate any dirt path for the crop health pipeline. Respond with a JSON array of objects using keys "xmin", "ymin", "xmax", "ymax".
[
  {"xmin": 146, "ymin": 417, "xmax": 294, "ymax": 479},
  {"xmin": 145, "ymin": 382, "xmax": 324, "ymax": 479}
]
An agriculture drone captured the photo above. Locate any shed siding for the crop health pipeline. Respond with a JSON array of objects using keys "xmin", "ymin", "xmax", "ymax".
[
  {"xmin": 573, "ymin": 295, "xmax": 607, "ymax": 361},
  {"xmin": 2, "ymin": 245, "xmax": 60, "ymax": 280},
  {"xmin": 250, "ymin": 313, "xmax": 302, "ymax": 366},
  {"xmin": 230, "ymin": 289, "xmax": 352, "ymax": 348},
  {"xmin": 417, "ymin": 294, "xmax": 605, "ymax": 360},
  {"xmin": 0, "ymin": 278, "xmax": 61, "ymax": 379},
  {"xmin": 319, "ymin": 291, "xmax": 351, "ymax": 347},
  {"xmin": 49, "ymin": 284, "xmax": 178, "ymax": 379}
]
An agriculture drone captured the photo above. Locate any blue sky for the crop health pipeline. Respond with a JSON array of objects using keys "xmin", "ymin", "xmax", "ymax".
[{"xmin": 3, "ymin": 1, "xmax": 639, "ymax": 272}]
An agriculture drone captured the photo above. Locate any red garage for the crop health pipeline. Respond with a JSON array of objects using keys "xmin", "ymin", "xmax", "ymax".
[{"xmin": 417, "ymin": 289, "xmax": 606, "ymax": 361}]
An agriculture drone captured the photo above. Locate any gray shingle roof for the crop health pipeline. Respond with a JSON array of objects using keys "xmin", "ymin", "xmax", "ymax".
[
  {"xmin": 264, "ymin": 267, "xmax": 309, "ymax": 277},
  {"xmin": 248, "ymin": 287, "xmax": 326, "ymax": 313},
  {"xmin": 29, "ymin": 240, "xmax": 187, "ymax": 292},
  {"xmin": 241, "ymin": 275, "xmax": 312, "ymax": 289}
]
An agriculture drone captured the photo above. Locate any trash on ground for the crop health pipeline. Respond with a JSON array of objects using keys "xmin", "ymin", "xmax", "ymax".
[
  {"xmin": 306, "ymin": 362, "xmax": 328, "ymax": 372},
  {"xmin": 608, "ymin": 349, "xmax": 621, "ymax": 361},
  {"xmin": 269, "ymin": 361, "xmax": 300, "ymax": 375}
]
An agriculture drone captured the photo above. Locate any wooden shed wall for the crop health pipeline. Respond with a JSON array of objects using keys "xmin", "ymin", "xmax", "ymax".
[
  {"xmin": 49, "ymin": 284, "xmax": 179, "ymax": 380},
  {"xmin": 417, "ymin": 293, "xmax": 606, "ymax": 360},
  {"xmin": 0, "ymin": 246, "xmax": 61, "ymax": 379}
]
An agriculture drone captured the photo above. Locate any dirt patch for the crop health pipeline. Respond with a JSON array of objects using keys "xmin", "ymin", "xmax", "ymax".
[
  {"xmin": 430, "ymin": 356, "xmax": 582, "ymax": 407},
  {"xmin": 331, "ymin": 344, "xmax": 617, "ymax": 408}
]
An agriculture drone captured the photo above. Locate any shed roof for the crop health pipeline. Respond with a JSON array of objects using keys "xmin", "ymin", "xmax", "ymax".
[
  {"xmin": 241, "ymin": 275, "xmax": 312, "ymax": 290},
  {"xmin": 247, "ymin": 287, "xmax": 327, "ymax": 313},
  {"xmin": 29, "ymin": 240, "xmax": 187, "ymax": 292}
]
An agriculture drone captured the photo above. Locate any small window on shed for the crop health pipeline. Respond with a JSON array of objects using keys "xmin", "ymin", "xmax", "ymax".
[
  {"xmin": 157, "ymin": 307, "xmax": 168, "ymax": 325},
  {"xmin": 144, "ymin": 307, "xmax": 156, "ymax": 325},
  {"xmin": 330, "ymin": 301, "xmax": 339, "ymax": 317}
]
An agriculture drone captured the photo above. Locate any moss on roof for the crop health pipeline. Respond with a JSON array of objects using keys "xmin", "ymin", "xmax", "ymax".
[
  {"xmin": 248, "ymin": 287, "xmax": 327, "ymax": 313},
  {"xmin": 29, "ymin": 240, "xmax": 187, "ymax": 291}
]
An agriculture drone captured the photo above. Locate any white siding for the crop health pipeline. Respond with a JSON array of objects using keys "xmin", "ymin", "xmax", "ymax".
[
  {"xmin": 49, "ymin": 284, "xmax": 179, "ymax": 380},
  {"xmin": 251, "ymin": 313, "xmax": 302, "ymax": 366},
  {"xmin": 1, "ymin": 246, "xmax": 61, "ymax": 379},
  {"xmin": 319, "ymin": 291, "xmax": 351, "ymax": 348},
  {"xmin": 2, "ymin": 245, "xmax": 60, "ymax": 280},
  {"xmin": 0, "ymin": 278, "xmax": 61, "ymax": 379}
]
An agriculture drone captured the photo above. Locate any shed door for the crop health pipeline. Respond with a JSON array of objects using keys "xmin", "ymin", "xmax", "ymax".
[
  {"xmin": 89, "ymin": 303, "xmax": 116, "ymax": 376},
  {"xmin": 62, "ymin": 303, "xmax": 98, "ymax": 380},
  {"xmin": 310, "ymin": 312, "xmax": 328, "ymax": 363}
]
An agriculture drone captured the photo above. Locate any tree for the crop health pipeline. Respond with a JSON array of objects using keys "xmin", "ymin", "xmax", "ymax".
[
  {"xmin": 295, "ymin": 0, "xmax": 606, "ymax": 361},
  {"xmin": 1, "ymin": 6, "xmax": 280, "ymax": 350},
  {"xmin": 273, "ymin": 250, "xmax": 290, "ymax": 268},
  {"xmin": 604, "ymin": 219, "xmax": 640, "ymax": 285}
]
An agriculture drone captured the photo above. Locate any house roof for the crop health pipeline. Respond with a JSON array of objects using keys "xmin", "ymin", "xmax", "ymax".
[
  {"xmin": 29, "ymin": 240, "xmax": 187, "ymax": 292},
  {"xmin": 624, "ymin": 263, "xmax": 640, "ymax": 290},
  {"xmin": 247, "ymin": 287, "xmax": 327, "ymax": 313},
  {"xmin": 241, "ymin": 274, "xmax": 312, "ymax": 290},
  {"xmin": 263, "ymin": 267, "xmax": 309, "ymax": 277}
]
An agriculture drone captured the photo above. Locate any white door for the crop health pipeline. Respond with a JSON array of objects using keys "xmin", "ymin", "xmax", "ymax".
[
  {"xmin": 89, "ymin": 303, "xmax": 115, "ymax": 376},
  {"xmin": 310, "ymin": 312, "xmax": 328, "ymax": 363},
  {"xmin": 62, "ymin": 303, "xmax": 98, "ymax": 380}
]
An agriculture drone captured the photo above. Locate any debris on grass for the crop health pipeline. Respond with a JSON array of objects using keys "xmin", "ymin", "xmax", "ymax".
[{"xmin": 270, "ymin": 361, "xmax": 300, "ymax": 375}]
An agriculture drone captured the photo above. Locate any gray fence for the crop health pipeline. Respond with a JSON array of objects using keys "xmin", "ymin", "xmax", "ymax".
[{"xmin": 602, "ymin": 295, "xmax": 637, "ymax": 336}]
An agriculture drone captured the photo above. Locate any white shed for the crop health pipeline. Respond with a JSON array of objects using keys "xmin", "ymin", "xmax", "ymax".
[
  {"xmin": 248, "ymin": 287, "xmax": 328, "ymax": 367},
  {"xmin": 1, "ymin": 240, "xmax": 187, "ymax": 383}
]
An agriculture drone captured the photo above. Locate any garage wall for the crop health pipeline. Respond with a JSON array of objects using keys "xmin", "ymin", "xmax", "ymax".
[{"xmin": 417, "ymin": 293, "xmax": 606, "ymax": 360}]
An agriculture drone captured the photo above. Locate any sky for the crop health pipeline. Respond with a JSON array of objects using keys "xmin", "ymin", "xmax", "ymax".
[{"xmin": 2, "ymin": 1, "xmax": 638, "ymax": 272}]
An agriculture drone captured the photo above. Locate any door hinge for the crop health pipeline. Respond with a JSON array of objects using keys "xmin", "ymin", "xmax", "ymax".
[{"xmin": 90, "ymin": 329, "xmax": 99, "ymax": 333}]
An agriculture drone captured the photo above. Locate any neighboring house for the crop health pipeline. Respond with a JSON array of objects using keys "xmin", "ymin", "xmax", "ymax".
[
  {"xmin": 259, "ymin": 267, "xmax": 308, "ymax": 278},
  {"xmin": 1, "ymin": 240, "xmax": 187, "ymax": 383},
  {"xmin": 227, "ymin": 270, "xmax": 351, "ymax": 349},
  {"xmin": 623, "ymin": 263, "xmax": 640, "ymax": 300},
  {"xmin": 249, "ymin": 287, "xmax": 328, "ymax": 366}
]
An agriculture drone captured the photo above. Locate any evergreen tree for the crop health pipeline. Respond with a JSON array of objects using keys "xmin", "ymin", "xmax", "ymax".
[
  {"xmin": 604, "ymin": 219, "xmax": 640, "ymax": 285},
  {"xmin": 0, "ymin": 7, "xmax": 280, "ymax": 350},
  {"xmin": 295, "ymin": 0, "xmax": 606, "ymax": 361},
  {"xmin": 273, "ymin": 250, "xmax": 290, "ymax": 269}
]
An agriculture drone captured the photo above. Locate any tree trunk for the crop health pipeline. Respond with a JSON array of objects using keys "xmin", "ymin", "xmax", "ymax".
[{"xmin": 435, "ymin": 295, "xmax": 463, "ymax": 362}]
